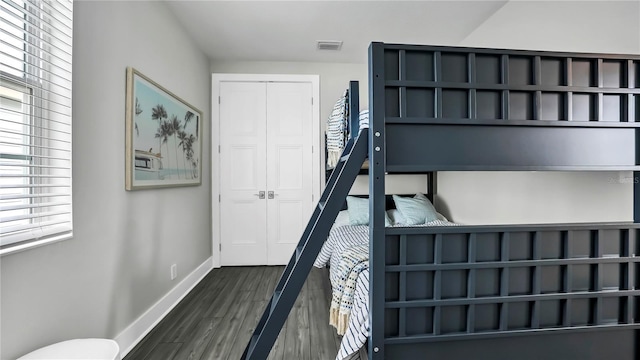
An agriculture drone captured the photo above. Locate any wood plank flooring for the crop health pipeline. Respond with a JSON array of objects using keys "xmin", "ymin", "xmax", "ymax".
[{"xmin": 124, "ymin": 266, "xmax": 343, "ymax": 360}]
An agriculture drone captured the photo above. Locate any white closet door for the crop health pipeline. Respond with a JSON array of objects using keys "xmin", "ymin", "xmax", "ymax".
[
  {"xmin": 265, "ymin": 82, "xmax": 313, "ymax": 265},
  {"xmin": 219, "ymin": 82, "xmax": 268, "ymax": 266}
]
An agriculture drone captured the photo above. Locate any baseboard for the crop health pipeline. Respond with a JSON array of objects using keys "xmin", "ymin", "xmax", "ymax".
[{"xmin": 114, "ymin": 257, "xmax": 213, "ymax": 358}]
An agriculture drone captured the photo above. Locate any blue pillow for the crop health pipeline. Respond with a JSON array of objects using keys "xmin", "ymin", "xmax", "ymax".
[
  {"xmin": 346, "ymin": 196, "xmax": 391, "ymax": 226},
  {"xmin": 392, "ymin": 193, "xmax": 438, "ymax": 225},
  {"xmin": 387, "ymin": 209, "xmax": 405, "ymax": 225}
]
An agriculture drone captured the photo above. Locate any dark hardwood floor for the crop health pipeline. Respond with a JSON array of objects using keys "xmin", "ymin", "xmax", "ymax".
[{"xmin": 123, "ymin": 266, "xmax": 344, "ymax": 360}]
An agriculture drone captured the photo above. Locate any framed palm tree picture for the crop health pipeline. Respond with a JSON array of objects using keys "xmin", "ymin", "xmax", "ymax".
[{"xmin": 125, "ymin": 67, "xmax": 202, "ymax": 190}]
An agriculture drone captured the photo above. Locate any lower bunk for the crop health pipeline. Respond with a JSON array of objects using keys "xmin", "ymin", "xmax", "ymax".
[
  {"xmin": 317, "ymin": 209, "xmax": 640, "ymax": 359},
  {"xmin": 314, "ymin": 193, "xmax": 450, "ymax": 358}
]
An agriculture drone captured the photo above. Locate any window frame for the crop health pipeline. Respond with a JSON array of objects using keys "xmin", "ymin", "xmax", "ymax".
[{"xmin": 0, "ymin": 0, "xmax": 73, "ymax": 256}]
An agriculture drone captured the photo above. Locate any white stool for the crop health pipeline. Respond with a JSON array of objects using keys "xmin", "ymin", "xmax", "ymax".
[{"xmin": 17, "ymin": 339, "xmax": 120, "ymax": 360}]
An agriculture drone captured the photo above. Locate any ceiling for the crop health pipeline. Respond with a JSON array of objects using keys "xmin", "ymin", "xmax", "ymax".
[
  {"xmin": 164, "ymin": 0, "xmax": 640, "ymax": 64},
  {"xmin": 164, "ymin": 0, "xmax": 508, "ymax": 63}
]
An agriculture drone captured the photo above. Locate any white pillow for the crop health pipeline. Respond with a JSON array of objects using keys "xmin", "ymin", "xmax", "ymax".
[
  {"xmin": 389, "ymin": 207, "xmax": 448, "ymax": 225},
  {"xmin": 333, "ymin": 208, "xmax": 401, "ymax": 229},
  {"xmin": 346, "ymin": 196, "xmax": 370, "ymax": 225},
  {"xmin": 392, "ymin": 193, "xmax": 439, "ymax": 225},
  {"xmin": 346, "ymin": 196, "xmax": 393, "ymax": 226},
  {"xmin": 436, "ymin": 212, "xmax": 448, "ymax": 222}
]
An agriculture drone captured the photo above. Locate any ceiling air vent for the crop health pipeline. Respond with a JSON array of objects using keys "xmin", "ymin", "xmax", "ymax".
[{"xmin": 317, "ymin": 41, "xmax": 343, "ymax": 51}]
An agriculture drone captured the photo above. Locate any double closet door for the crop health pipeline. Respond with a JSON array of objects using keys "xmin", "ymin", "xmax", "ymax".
[{"xmin": 219, "ymin": 81, "xmax": 313, "ymax": 266}]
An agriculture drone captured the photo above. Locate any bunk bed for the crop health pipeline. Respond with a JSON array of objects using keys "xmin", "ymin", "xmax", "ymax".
[
  {"xmin": 364, "ymin": 42, "xmax": 640, "ymax": 360},
  {"xmin": 241, "ymin": 42, "xmax": 640, "ymax": 360},
  {"xmin": 328, "ymin": 43, "xmax": 640, "ymax": 359}
]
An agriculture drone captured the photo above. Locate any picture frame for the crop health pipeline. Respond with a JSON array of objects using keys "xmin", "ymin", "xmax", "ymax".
[{"xmin": 125, "ymin": 67, "xmax": 202, "ymax": 190}]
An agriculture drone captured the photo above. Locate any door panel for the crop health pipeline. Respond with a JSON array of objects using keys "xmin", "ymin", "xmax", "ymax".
[
  {"xmin": 274, "ymin": 199, "xmax": 306, "ymax": 245},
  {"xmin": 275, "ymin": 146, "xmax": 304, "ymax": 189},
  {"xmin": 227, "ymin": 200, "xmax": 264, "ymax": 245},
  {"xmin": 266, "ymin": 82, "xmax": 313, "ymax": 265},
  {"xmin": 220, "ymin": 82, "xmax": 267, "ymax": 265},
  {"xmin": 229, "ymin": 146, "xmax": 259, "ymax": 189}
]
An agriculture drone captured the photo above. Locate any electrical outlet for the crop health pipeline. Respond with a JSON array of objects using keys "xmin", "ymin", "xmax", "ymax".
[{"xmin": 170, "ymin": 264, "xmax": 177, "ymax": 280}]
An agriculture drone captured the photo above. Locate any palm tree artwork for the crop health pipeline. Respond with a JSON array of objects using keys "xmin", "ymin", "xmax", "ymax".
[
  {"xmin": 129, "ymin": 69, "xmax": 201, "ymax": 186},
  {"xmin": 151, "ymin": 104, "xmax": 167, "ymax": 157},
  {"xmin": 168, "ymin": 115, "xmax": 182, "ymax": 178},
  {"xmin": 134, "ymin": 97, "xmax": 143, "ymax": 136},
  {"xmin": 177, "ymin": 130, "xmax": 188, "ymax": 178},
  {"xmin": 154, "ymin": 121, "xmax": 171, "ymax": 166},
  {"xmin": 184, "ymin": 133, "xmax": 198, "ymax": 178},
  {"xmin": 179, "ymin": 111, "xmax": 195, "ymax": 178}
]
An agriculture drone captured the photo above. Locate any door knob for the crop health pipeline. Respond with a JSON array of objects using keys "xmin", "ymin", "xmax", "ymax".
[
  {"xmin": 268, "ymin": 191, "xmax": 275, "ymax": 199},
  {"xmin": 255, "ymin": 191, "xmax": 265, "ymax": 199}
]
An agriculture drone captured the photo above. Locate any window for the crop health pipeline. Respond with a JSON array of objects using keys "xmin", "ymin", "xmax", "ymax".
[{"xmin": 1, "ymin": 0, "xmax": 73, "ymax": 254}]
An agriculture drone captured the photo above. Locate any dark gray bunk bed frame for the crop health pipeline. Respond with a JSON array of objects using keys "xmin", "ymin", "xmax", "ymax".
[
  {"xmin": 366, "ymin": 42, "xmax": 640, "ymax": 359},
  {"xmin": 241, "ymin": 42, "xmax": 640, "ymax": 360}
]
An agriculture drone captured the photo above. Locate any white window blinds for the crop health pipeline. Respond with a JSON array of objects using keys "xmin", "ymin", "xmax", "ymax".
[{"xmin": 0, "ymin": 0, "xmax": 73, "ymax": 253}]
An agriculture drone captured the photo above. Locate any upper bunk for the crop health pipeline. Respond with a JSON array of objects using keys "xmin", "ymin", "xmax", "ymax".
[{"xmin": 367, "ymin": 42, "xmax": 640, "ymax": 172}]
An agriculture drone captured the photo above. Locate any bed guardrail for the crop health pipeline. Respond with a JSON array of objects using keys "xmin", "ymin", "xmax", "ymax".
[{"xmin": 382, "ymin": 223, "xmax": 640, "ymax": 358}]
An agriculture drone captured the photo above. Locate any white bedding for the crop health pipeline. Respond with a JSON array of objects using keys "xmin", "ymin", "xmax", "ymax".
[{"xmin": 314, "ymin": 221, "xmax": 456, "ymax": 360}]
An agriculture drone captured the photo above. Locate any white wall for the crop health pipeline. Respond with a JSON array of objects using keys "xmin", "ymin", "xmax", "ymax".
[
  {"xmin": 434, "ymin": 0, "xmax": 638, "ymax": 224},
  {"xmin": 438, "ymin": 171, "xmax": 633, "ymax": 225},
  {"xmin": 460, "ymin": 1, "xmax": 640, "ymax": 54},
  {"xmin": 0, "ymin": 2, "xmax": 212, "ymax": 359},
  {"xmin": 350, "ymin": 174, "xmax": 430, "ymax": 196}
]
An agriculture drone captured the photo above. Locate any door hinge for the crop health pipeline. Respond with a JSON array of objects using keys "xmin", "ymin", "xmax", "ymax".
[
  {"xmin": 311, "ymin": 97, "xmax": 314, "ymax": 105},
  {"xmin": 219, "ymin": 243, "xmax": 221, "ymax": 252},
  {"xmin": 218, "ymin": 96, "xmax": 221, "ymax": 104},
  {"xmin": 218, "ymin": 145, "xmax": 221, "ymax": 153},
  {"xmin": 218, "ymin": 194, "xmax": 221, "ymax": 202}
]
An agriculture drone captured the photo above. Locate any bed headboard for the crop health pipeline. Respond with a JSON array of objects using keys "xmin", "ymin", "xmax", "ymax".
[{"xmin": 340, "ymin": 195, "xmax": 394, "ymax": 211}]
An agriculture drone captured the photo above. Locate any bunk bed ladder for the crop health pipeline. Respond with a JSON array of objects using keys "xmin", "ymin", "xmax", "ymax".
[{"xmin": 241, "ymin": 127, "xmax": 369, "ymax": 360}]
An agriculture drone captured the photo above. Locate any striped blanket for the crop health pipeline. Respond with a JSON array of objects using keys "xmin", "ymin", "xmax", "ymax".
[
  {"xmin": 314, "ymin": 221, "xmax": 457, "ymax": 360},
  {"xmin": 326, "ymin": 91, "xmax": 348, "ymax": 169},
  {"xmin": 325, "ymin": 89, "xmax": 370, "ymax": 170},
  {"xmin": 314, "ymin": 225, "xmax": 370, "ymax": 359},
  {"xmin": 329, "ymin": 244, "xmax": 368, "ymax": 335}
]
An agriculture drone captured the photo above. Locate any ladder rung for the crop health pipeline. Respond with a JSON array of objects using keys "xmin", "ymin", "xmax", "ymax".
[
  {"xmin": 247, "ymin": 334, "xmax": 258, "ymax": 356},
  {"xmin": 340, "ymin": 154, "xmax": 350, "ymax": 162},
  {"xmin": 295, "ymin": 246, "xmax": 302, "ymax": 261},
  {"xmin": 318, "ymin": 201, "xmax": 326, "ymax": 210},
  {"xmin": 271, "ymin": 290, "xmax": 282, "ymax": 313}
]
